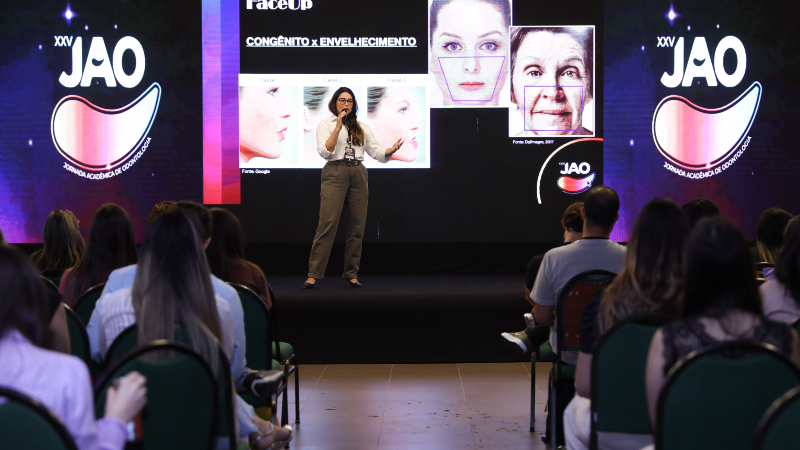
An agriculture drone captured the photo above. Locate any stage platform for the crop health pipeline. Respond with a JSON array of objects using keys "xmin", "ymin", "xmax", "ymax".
[{"xmin": 269, "ymin": 274, "xmax": 532, "ymax": 364}]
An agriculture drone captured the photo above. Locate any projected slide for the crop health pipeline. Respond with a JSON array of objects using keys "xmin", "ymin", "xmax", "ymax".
[
  {"xmin": 238, "ymin": 75, "xmax": 429, "ymax": 169},
  {"xmin": 428, "ymin": 0, "xmax": 511, "ymax": 108},
  {"xmin": 508, "ymin": 26, "xmax": 595, "ymax": 137}
]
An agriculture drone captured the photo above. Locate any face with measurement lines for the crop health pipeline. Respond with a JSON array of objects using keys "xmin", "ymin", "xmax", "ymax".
[
  {"xmin": 512, "ymin": 30, "xmax": 591, "ymax": 135},
  {"xmin": 430, "ymin": 0, "xmax": 509, "ymax": 106}
]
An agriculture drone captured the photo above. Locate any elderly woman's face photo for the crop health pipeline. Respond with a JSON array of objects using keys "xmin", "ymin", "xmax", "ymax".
[
  {"xmin": 239, "ymin": 86, "xmax": 291, "ymax": 161},
  {"xmin": 512, "ymin": 31, "xmax": 591, "ymax": 135},
  {"xmin": 430, "ymin": 0, "xmax": 509, "ymax": 106},
  {"xmin": 369, "ymin": 87, "xmax": 420, "ymax": 162}
]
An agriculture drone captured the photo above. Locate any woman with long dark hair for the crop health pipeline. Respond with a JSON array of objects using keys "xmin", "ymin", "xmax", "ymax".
[
  {"xmin": 206, "ymin": 208, "xmax": 271, "ymax": 308},
  {"xmin": 0, "ymin": 245, "xmax": 147, "ymax": 450},
  {"xmin": 564, "ymin": 198, "xmax": 689, "ymax": 450},
  {"xmin": 61, "ymin": 204, "xmax": 138, "ymax": 306},
  {"xmin": 761, "ymin": 216, "xmax": 800, "ymax": 323},
  {"xmin": 30, "ymin": 209, "xmax": 85, "ymax": 271},
  {"xmin": 303, "ymin": 87, "xmax": 405, "ymax": 288},
  {"xmin": 645, "ymin": 217, "xmax": 800, "ymax": 427},
  {"xmin": 95, "ymin": 208, "xmax": 292, "ymax": 448}
]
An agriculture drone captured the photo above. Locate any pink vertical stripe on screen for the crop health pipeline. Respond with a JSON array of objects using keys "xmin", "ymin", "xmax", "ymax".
[{"xmin": 202, "ymin": 0, "xmax": 222, "ymax": 204}]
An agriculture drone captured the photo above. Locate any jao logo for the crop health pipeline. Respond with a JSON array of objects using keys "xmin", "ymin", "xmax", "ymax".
[{"xmin": 557, "ymin": 162, "xmax": 595, "ymax": 194}]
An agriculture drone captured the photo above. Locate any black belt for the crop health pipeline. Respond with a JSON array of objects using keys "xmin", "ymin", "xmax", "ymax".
[{"xmin": 327, "ymin": 159, "xmax": 362, "ymax": 166}]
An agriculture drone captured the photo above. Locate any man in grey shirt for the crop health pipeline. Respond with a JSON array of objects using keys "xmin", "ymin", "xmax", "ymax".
[{"xmin": 502, "ymin": 186, "xmax": 626, "ymax": 365}]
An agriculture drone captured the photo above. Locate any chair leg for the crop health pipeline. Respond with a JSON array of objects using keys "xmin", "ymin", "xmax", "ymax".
[
  {"xmin": 550, "ymin": 372, "xmax": 557, "ymax": 449},
  {"xmin": 281, "ymin": 365, "xmax": 289, "ymax": 427},
  {"xmin": 294, "ymin": 361, "xmax": 300, "ymax": 424},
  {"xmin": 530, "ymin": 351, "xmax": 537, "ymax": 432}
]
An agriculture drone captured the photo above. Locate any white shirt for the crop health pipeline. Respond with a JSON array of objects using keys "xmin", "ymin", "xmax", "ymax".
[
  {"xmin": 316, "ymin": 115, "xmax": 390, "ymax": 163},
  {"xmin": 761, "ymin": 279, "xmax": 800, "ymax": 324},
  {"xmin": 531, "ymin": 239, "xmax": 626, "ymax": 365},
  {"xmin": 95, "ymin": 287, "xmax": 235, "ymax": 361}
]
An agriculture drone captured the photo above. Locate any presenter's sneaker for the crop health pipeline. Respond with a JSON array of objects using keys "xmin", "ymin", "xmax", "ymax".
[
  {"xmin": 500, "ymin": 330, "xmax": 532, "ymax": 354},
  {"xmin": 347, "ymin": 279, "xmax": 363, "ymax": 288},
  {"xmin": 302, "ymin": 282, "xmax": 315, "ymax": 289}
]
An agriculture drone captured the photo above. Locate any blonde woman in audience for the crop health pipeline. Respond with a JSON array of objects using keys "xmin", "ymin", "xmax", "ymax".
[
  {"xmin": 756, "ymin": 207, "xmax": 792, "ymax": 264},
  {"xmin": 564, "ymin": 198, "xmax": 689, "ymax": 450},
  {"xmin": 94, "ymin": 208, "xmax": 292, "ymax": 449},
  {"xmin": 30, "ymin": 209, "xmax": 85, "ymax": 271},
  {"xmin": 60, "ymin": 204, "xmax": 138, "ymax": 306},
  {"xmin": 645, "ymin": 218, "xmax": 800, "ymax": 429},
  {"xmin": 761, "ymin": 216, "xmax": 800, "ymax": 323},
  {"xmin": 0, "ymin": 245, "xmax": 147, "ymax": 450}
]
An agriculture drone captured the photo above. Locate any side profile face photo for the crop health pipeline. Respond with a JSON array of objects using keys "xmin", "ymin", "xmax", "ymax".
[
  {"xmin": 239, "ymin": 86, "xmax": 294, "ymax": 163},
  {"xmin": 429, "ymin": 0, "xmax": 511, "ymax": 107},
  {"xmin": 367, "ymin": 86, "xmax": 422, "ymax": 162},
  {"xmin": 509, "ymin": 26, "xmax": 594, "ymax": 136}
]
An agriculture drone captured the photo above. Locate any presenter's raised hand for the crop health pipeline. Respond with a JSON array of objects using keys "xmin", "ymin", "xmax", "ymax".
[{"xmin": 386, "ymin": 138, "xmax": 405, "ymax": 156}]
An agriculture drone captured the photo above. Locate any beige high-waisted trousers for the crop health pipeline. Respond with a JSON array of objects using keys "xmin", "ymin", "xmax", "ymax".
[{"xmin": 308, "ymin": 161, "xmax": 369, "ymax": 279}]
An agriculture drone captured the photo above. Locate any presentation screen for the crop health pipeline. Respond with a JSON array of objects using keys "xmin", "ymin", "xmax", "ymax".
[{"xmin": 603, "ymin": 0, "xmax": 800, "ymax": 240}]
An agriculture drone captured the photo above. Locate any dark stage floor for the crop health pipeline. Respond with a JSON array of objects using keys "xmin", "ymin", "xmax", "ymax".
[{"xmin": 268, "ymin": 274, "xmax": 532, "ymax": 364}]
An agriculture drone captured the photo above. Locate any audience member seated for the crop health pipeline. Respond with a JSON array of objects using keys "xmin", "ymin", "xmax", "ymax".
[
  {"xmin": 761, "ymin": 216, "xmax": 800, "ymax": 323},
  {"xmin": 94, "ymin": 207, "xmax": 291, "ymax": 449},
  {"xmin": 681, "ymin": 198, "xmax": 719, "ymax": 229},
  {"xmin": 87, "ymin": 201, "xmax": 287, "ymax": 446},
  {"xmin": 147, "ymin": 201, "xmax": 175, "ymax": 224},
  {"xmin": 756, "ymin": 207, "xmax": 792, "ymax": 265},
  {"xmin": 30, "ymin": 209, "xmax": 85, "ymax": 272},
  {"xmin": 0, "ymin": 245, "xmax": 147, "ymax": 450},
  {"xmin": 644, "ymin": 217, "xmax": 800, "ymax": 428},
  {"xmin": 522, "ymin": 202, "xmax": 583, "ymax": 322},
  {"xmin": 501, "ymin": 186, "xmax": 626, "ymax": 444},
  {"xmin": 502, "ymin": 186, "xmax": 626, "ymax": 359},
  {"xmin": 563, "ymin": 198, "xmax": 689, "ymax": 450},
  {"xmin": 207, "ymin": 208, "xmax": 272, "ymax": 308},
  {"xmin": 60, "ymin": 204, "xmax": 138, "ymax": 307}
]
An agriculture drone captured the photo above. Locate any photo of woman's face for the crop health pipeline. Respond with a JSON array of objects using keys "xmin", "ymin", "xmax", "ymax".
[
  {"xmin": 369, "ymin": 87, "xmax": 420, "ymax": 162},
  {"xmin": 430, "ymin": 0, "xmax": 509, "ymax": 106},
  {"xmin": 239, "ymin": 86, "xmax": 291, "ymax": 161},
  {"xmin": 511, "ymin": 30, "xmax": 591, "ymax": 136}
]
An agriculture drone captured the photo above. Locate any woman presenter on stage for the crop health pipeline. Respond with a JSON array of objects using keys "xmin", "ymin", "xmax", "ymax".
[{"xmin": 303, "ymin": 87, "xmax": 404, "ymax": 289}]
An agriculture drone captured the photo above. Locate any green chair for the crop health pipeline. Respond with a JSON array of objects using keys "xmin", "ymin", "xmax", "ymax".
[
  {"xmin": 230, "ymin": 283, "xmax": 298, "ymax": 426},
  {"xmin": 655, "ymin": 340, "xmax": 800, "ymax": 450},
  {"xmin": 94, "ymin": 340, "xmax": 219, "ymax": 450},
  {"xmin": 791, "ymin": 317, "xmax": 800, "ymax": 338},
  {"xmin": 541, "ymin": 269, "xmax": 616, "ymax": 447},
  {"xmin": 754, "ymin": 385, "xmax": 800, "ymax": 450},
  {"xmin": 73, "ymin": 283, "xmax": 105, "ymax": 326},
  {"xmin": 102, "ymin": 325, "xmax": 243, "ymax": 450},
  {"xmin": 41, "ymin": 276, "xmax": 60, "ymax": 294},
  {"xmin": 590, "ymin": 312, "xmax": 672, "ymax": 449},
  {"xmin": 41, "ymin": 268, "xmax": 66, "ymax": 288},
  {"xmin": 0, "ymin": 386, "xmax": 78, "ymax": 450},
  {"xmin": 63, "ymin": 304, "xmax": 92, "ymax": 368}
]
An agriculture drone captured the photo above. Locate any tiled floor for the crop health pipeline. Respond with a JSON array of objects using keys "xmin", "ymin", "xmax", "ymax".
[{"xmin": 281, "ymin": 362, "xmax": 551, "ymax": 450}]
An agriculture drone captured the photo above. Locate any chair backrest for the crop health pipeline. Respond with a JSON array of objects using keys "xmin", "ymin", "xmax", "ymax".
[
  {"xmin": 656, "ymin": 340, "xmax": 800, "ymax": 450},
  {"xmin": 754, "ymin": 385, "xmax": 800, "ymax": 450},
  {"xmin": 791, "ymin": 318, "xmax": 800, "ymax": 337},
  {"xmin": 41, "ymin": 268, "xmax": 66, "ymax": 287},
  {"xmin": 63, "ymin": 304, "xmax": 91, "ymax": 367},
  {"xmin": 103, "ymin": 326, "xmax": 237, "ymax": 448},
  {"xmin": 591, "ymin": 312, "xmax": 673, "ymax": 440},
  {"xmin": 555, "ymin": 270, "xmax": 616, "ymax": 356},
  {"xmin": 41, "ymin": 276, "xmax": 60, "ymax": 294},
  {"xmin": 230, "ymin": 283, "xmax": 277, "ymax": 368},
  {"xmin": 73, "ymin": 283, "xmax": 105, "ymax": 326},
  {"xmin": 94, "ymin": 341, "xmax": 219, "ymax": 450},
  {"xmin": 0, "ymin": 386, "xmax": 78, "ymax": 450},
  {"xmin": 104, "ymin": 324, "xmax": 139, "ymax": 366}
]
